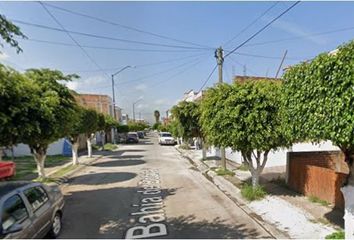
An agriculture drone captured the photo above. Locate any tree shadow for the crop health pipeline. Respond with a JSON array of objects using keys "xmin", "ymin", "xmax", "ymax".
[
  {"xmin": 120, "ymin": 149, "xmax": 146, "ymax": 153},
  {"xmin": 60, "ymin": 186, "xmax": 268, "ymax": 239},
  {"xmin": 92, "ymin": 160, "xmax": 146, "ymax": 168},
  {"xmin": 107, "ymin": 155, "xmax": 144, "ymax": 159},
  {"xmin": 68, "ymin": 172, "xmax": 137, "ymax": 185},
  {"xmin": 60, "ymin": 186, "xmax": 177, "ymax": 239},
  {"xmin": 165, "ymin": 215, "xmax": 270, "ymax": 239}
]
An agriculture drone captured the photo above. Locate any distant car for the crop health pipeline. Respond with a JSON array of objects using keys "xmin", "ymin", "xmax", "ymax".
[
  {"xmin": 158, "ymin": 132, "xmax": 176, "ymax": 145},
  {"xmin": 126, "ymin": 132, "xmax": 139, "ymax": 143},
  {"xmin": 0, "ymin": 181, "xmax": 64, "ymax": 239},
  {"xmin": 137, "ymin": 131, "xmax": 144, "ymax": 139}
]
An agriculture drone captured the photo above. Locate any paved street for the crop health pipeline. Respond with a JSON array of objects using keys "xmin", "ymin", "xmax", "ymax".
[{"xmin": 59, "ymin": 133, "xmax": 272, "ymax": 239}]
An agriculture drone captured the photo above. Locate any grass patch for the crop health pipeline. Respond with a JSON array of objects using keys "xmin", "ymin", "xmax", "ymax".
[
  {"xmin": 33, "ymin": 164, "xmax": 79, "ymax": 184},
  {"xmin": 213, "ymin": 167, "xmax": 235, "ymax": 176},
  {"xmin": 237, "ymin": 163, "xmax": 249, "ymax": 171},
  {"xmin": 103, "ymin": 143, "xmax": 118, "ymax": 151},
  {"xmin": 3, "ymin": 155, "xmax": 71, "ymax": 180},
  {"xmin": 325, "ymin": 231, "xmax": 345, "ymax": 239},
  {"xmin": 308, "ymin": 195, "xmax": 330, "ymax": 207},
  {"xmin": 179, "ymin": 143, "xmax": 190, "ymax": 150},
  {"xmin": 241, "ymin": 183, "xmax": 267, "ymax": 201},
  {"xmin": 92, "ymin": 144, "xmax": 100, "ymax": 150}
]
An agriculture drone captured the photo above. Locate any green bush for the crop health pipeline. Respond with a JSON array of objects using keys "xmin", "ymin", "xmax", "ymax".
[
  {"xmin": 308, "ymin": 195, "xmax": 330, "ymax": 207},
  {"xmin": 237, "ymin": 163, "xmax": 249, "ymax": 171},
  {"xmin": 325, "ymin": 231, "xmax": 345, "ymax": 239},
  {"xmin": 104, "ymin": 143, "xmax": 118, "ymax": 151},
  {"xmin": 241, "ymin": 183, "xmax": 267, "ymax": 201},
  {"xmin": 214, "ymin": 168, "xmax": 235, "ymax": 176}
]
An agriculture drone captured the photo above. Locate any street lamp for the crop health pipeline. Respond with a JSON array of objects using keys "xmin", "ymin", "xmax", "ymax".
[
  {"xmin": 133, "ymin": 98, "xmax": 143, "ymax": 122},
  {"xmin": 111, "ymin": 65, "xmax": 134, "ymax": 144}
]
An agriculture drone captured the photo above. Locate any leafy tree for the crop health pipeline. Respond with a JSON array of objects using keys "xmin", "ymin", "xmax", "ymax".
[
  {"xmin": 152, "ymin": 122, "xmax": 161, "ymax": 130},
  {"xmin": 68, "ymin": 107, "xmax": 99, "ymax": 162},
  {"xmin": 200, "ymin": 81, "xmax": 287, "ymax": 187},
  {"xmin": 168, "ymin": 119, "xmax": 183, "ymax": 139},
  {"xmin": 0, "ymin": 64, "xmax": 38, "ymax": 160},
  {"xmin": 171, "ymin": 101, "xmax": 202, "ymax": 141},
  {"xmin": 282, "ymin": 40, "xmax": 354, "ymax": 238},
  {"xmin": 82, "ymin": 109, "xmax": 99, "ymax": 158},
  {"xmin": 0, "ymin": 14, "xmax": 26, "ymax": 53},
  {"xmin": 117, "ymin": 124, "xmax": 129, "ymax": 133},
  {"xmin": 154, "ymin": 110, "xmax": 160, "ymax": 123},
  {"xmin": 127, "ymin": 121, "xmax": 149, "ymax": 131},
  {"xmin": 22, "ymin": 68, "xmax": 78, "ymax": 178}
]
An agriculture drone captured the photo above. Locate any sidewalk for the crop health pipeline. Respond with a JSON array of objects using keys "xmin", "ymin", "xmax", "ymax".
[{"xmin": 176, "ymin": 146, "xmax": 341, "ymax": 239}]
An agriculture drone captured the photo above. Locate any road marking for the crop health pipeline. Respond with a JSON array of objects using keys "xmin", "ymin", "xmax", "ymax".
[{"xmin": 125, "ymin": 168, "xmax": 168, "ymax": 239}]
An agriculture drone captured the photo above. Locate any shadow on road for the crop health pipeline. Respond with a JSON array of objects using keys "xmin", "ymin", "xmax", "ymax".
[
  {"xmin": 92, "ymin": 159, "xmax": 146, "ymax": 167},
  {"xmin": 165, "ymin": 215, "xmax": 268, "ymax": 239},
  {"xmin": 60, "ymin": 186, "xmax": 177, "ymax": 239},
  {"xmin": 107, "ymin": 155, "xmax": 144, "ymax": 159},
  {"xmin": 68, "ymin": 172, "xmax": 137, "ymax": 185}
]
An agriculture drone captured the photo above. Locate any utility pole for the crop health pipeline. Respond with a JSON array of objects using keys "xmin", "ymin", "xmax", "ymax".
[
  {"xmin": 275, "ymin": 50, "xmax": 288, "ymax": 78},
  {"xmin": 166, "ymin": 110, "xmax": 169, "ymax": 119},
  {"xmin": 214, "ymin": 46, "xmax": 227, "ymax": 170},
  {"xmin": 243, "ymin": 65, "xmax": 247, "ymax": 76},
  {"xmin": 139, "ymin": 112, "xmax": 141, "ymax": 121}
]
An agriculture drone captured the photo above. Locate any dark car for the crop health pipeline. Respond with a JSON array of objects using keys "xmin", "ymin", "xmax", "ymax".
[
  {"xmin": 126, "ymin": 132, "xmax": 139, "ymax": 143},
  {"xmin": 0, "ymin": 181, "xmax": 64, "ymax": 239},
  {"xmin": 137, "ymin": 131, "xmax": 144, "ymax": 139}
]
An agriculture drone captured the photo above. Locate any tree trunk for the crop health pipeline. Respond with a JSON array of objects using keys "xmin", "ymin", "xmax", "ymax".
[
  {"xmin": 220, "ymin": 147, "xmax": 226, "ymax": 170},
  {"xmin": 252, "ymin": 171, "xmax": 260, "ymax": 187},
  {"xmin": 72, "ymin": 141, "xmax": 80, "ymax": 165},
  {"xmin": 202, "ymin": 141, "xmax": 207, "ymax": 160},
  {"xmin": 31, "ymin": 145, "xmax": 47, "ymax": 179},
  {"xmin": 341, "ymin": 151, "xmax": 354, "ymax": 239},
  {"xmin": 0, "ymin": 147, "xmax": 3, "ymax": 161},
  {"xmin": 87, "ymin": 136, "xmax": 93, "ymax": 158}
]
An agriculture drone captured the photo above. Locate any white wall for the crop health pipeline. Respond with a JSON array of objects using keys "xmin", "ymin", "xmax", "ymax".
[
  {"xmin": 4, "ymin": 139, "xmax": 66, "ymax": 157},
  {"xmin": 225, "ymin": 141, "xmax": 339, "ymax": 168}
]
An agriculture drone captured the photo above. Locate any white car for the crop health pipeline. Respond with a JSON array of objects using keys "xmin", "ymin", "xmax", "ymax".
[{"xmin": 158, "ymin": 132, "xmax": 176, "ymax": 145}]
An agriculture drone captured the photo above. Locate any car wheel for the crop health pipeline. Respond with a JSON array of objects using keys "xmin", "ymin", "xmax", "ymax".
[{"xmin": 48, "ymin": 212, "xmax": 62, "ymax": 238}]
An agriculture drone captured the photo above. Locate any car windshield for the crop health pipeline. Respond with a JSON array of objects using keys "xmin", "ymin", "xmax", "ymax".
[
  {"xmin": 161, "ymin": 133, "xmax": 172, "ymax": 137},
  {"xmin": 128, "ymin": 134, "xmax": 137, "ymax": 138}
]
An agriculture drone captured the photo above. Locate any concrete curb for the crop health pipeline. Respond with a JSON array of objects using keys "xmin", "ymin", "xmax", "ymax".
[{"xmin": 175, "ymin": 146, "xmax": 289, "ymax": 239}]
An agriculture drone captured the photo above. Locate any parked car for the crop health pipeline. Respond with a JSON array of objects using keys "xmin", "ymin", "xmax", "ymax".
[
  {"xmin": 0, "ymin": 181, "xmax": 64, "ymax": 239},
  {"xmin": 126, "ymin": 132, "xmax": 139, "ymax": 143},
  {"xmin": 0, "ymin": 162, "xmax": 16, "ymax": 181},
  {"xmin": 137, "ymin": 131, "xmax": 144, "ymax": 139},
  {"xmin": 158, "ymin": 132, "xmax": 176, "ymax": 145}
]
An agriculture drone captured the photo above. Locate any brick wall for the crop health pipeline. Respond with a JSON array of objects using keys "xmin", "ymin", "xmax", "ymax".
[
  {"xmin": 288, "ymin": 151, "xmax": 349, "ymax": 209},
  {"xmin": 75, "ymin": 94, "xmax": 113, "ymax": 116}
]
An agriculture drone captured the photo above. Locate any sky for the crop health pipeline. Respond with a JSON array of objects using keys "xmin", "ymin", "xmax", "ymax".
[{"xmin": 1, "ymin": 1, "xmax": 354, "ymax": 123}]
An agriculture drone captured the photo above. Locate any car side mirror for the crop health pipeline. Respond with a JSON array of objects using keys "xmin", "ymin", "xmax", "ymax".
[{"xmin": 3, "ymin": 223, "xmax": 23, "ymax": 235}]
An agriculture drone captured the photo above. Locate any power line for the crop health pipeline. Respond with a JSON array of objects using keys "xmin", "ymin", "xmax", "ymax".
[
  {"xmin": 224, "ymin": 2, "xmax": 279, "ymax": 47},
  {"xmin": 224, "ymin": 50, "xmax": 305, "ymax": 60},
  {"xmin": 13, "ymin": 19, "xmax": 211, "ymax": 50},
  {"xmin": 42, "ymin": 2, "xmax": 213, "ymax": 49},
  {"xmin": 225, "ymin": 1, "xmax": 301, "ymax": 58},
  {"xmin": 59, "ymin": 52, "xmax": 208, "ymax": 73},
  {"xmin": 198, "ymin": 64, "xmax": 218, "ymax": 92},
  {"xmin": 39, "ymin": 2, "xmax": 109, "ymax": 79},
  {"xmin": 243, "ymin": 26, "xmax": 354, "ymax": 47},
  {"xmin": 26, "ymin": 38, "xmax": 209, "ymax": 53}
]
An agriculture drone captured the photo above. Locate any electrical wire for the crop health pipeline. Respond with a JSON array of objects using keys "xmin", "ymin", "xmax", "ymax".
[
  {"xmin": 39, "ymin": 2, "xmax": 110, "ymax": 79},
  {"xmin": 198, "ymin": 64, "xmax": 218, "ymax": 92},
  {"xmin": 243, "ymin": 26, "xmax": 354, "ymax": 47},
  {"xmin": 26, "ymin": 38, "xmax": 209, "ymax": 53},
  {"xmin": 13, "ymin": 19, "xmax": 211, "ymax": 50},
  {"xmin": 224, "ymin": 2, "xmax": 279, "ymax": 47},
  {"xmin": 225, "ymin": 1, "xmax": 301, "ymax": 58},
  {"xmin": 42, "ymin": 2, "xmax": 214, "ymax": 49}
]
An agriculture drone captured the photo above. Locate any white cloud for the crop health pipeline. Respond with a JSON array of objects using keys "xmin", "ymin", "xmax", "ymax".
[
  {"xmin": 135, "ymin": 83, "xmax": 147, "ymax": 91},
  {"xmin": 0, "ymin": 52, "xmax": 9, "ymax": 60}
]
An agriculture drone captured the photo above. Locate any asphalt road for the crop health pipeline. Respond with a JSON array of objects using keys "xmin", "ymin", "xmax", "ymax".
[{"xmin": 59, "ymin": 133, "xmax": 272, "ymax": 239}]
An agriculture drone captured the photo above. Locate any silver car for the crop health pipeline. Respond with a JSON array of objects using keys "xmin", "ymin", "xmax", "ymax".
[{"xmin": 0, "ymin": 181, "xmax": 64, "ymax": 239}]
